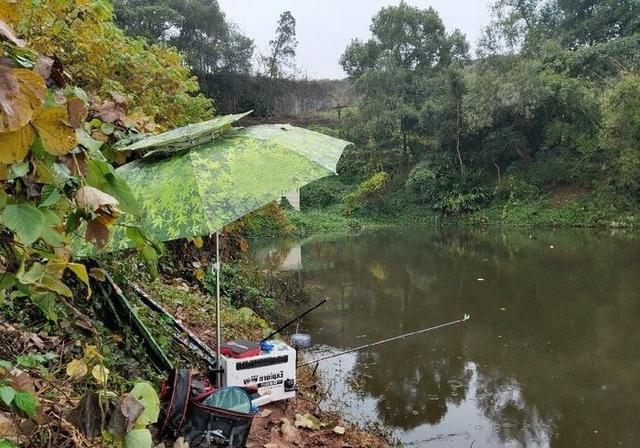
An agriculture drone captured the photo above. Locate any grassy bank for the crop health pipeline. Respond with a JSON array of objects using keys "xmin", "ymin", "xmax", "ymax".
[{"xmin": 278, "ymin": 175, "xmax": 640, "ymax": 236}]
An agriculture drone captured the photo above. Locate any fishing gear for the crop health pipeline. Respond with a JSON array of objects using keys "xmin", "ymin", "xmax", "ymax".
[
  {"xmin": 298, "ymin": 314, "xmax": 470, "ymax": 367},
  {"xmin": 131, "ymin": 283, "xmax": 218, "ymax": 367},
  {"xmin": 260, "ymin": 298, "xmax": 328, "ymax": 343}
]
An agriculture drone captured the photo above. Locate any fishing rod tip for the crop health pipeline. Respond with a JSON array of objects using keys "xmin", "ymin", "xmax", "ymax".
[{"xmin": 463, "ymin": 314, "xmax": 471, "ymax": 321}]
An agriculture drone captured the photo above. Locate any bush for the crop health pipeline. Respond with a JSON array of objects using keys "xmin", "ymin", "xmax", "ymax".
[
  {"xmin": 300, "ymin": 177, "xmax": 348, "ymax": 209},
  {"xmin": 238, "ymin": 202, "xmax": 296, "ymax": 237},
  {"xmin": 494, "ymin": 175, "xmax": 540, "ymax": 200},
  {"xmin": 406, "ymin": 161, "xmax": 491, "ymax": 215},
  {"xmin": 343, "ymin": 172, "xmax": 390, "ymax": 213}
]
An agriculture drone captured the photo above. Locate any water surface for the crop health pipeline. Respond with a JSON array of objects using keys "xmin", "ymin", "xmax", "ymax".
[{"xmin": 251, "ymin": 227, "xmax": 640, "ymax": 447}]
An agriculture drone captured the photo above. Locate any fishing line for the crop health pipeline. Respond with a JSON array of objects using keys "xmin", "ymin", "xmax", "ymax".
[{"xmin": 298, "ymin": 314, "xmax": 470, "ymax": 367}]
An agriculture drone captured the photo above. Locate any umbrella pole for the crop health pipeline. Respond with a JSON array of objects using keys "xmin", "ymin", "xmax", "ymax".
[{"xmin": 215, "ymin": 231, "xmax": 221, "ymax": 386}]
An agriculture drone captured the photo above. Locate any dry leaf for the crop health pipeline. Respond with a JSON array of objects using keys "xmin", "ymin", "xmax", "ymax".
[
  {"xmin": 0, "ymin": 19, "xmax": 23, "ymax": 46},
  {"xmin": 119, "ymin": 393, "xmax": 145, "ymax": 433},
  {"xmin": 173, "ymin": 437, "xmax": 189, "ymax": 448},
  {"xmin": 0, "ymin": 124, "xmax": 35, "ymax": 164},
  {"xmin": 85, "ymin": 219, "xmax": 110, "ymax": 249},
  {"xmin": 50, "ymin": 56, "xmax": 65, "ymax": 87},
  {"xmin": 83, "ymin": 345, "xmax": 104, "ymax": 363},
  {"xmin": 33, "ymin": 55, "xmax": 53, "ymax": 80},
  {"xmin": 91, "ymin": 365, "xmax": 109, "ymax": 385},
  {"xmin": 32, "ymin": 107, "xmax": 78, "ymax": 155},
  {"xmin": 89, "ymin": 267, "xmax": 107, "ymax": 281},
  {"xmin": 67, "ymin": 97, "xmax": 87, "ymax": 128},
  {"xmin": 258, "ymin": 408, "xmax": 272, "ymax": 418},
  {"xmin": 7, "ymin": 370, "xmax": 35, "ymax": 393},
  {"xmin": 0, "ymin": 62, "xmax": 18, "ymax": 111},
  {"xmin": 0, "ymin": 411, "xmax": 18, "ymax": 438},
  {"xmin": 294, "ymin": 413, "xmax": 324, "ymax": 430},
  {"xmin": 0, "ymin": 2, "xmax": 19, "ymax": 24},
  {"xmin": 75, "ymin": 186, "xmax": 119, "ymax": 211},
  {"xmin": 66, "ymin": 359, "xmax": 88, "ymax": 379},
  {"xmin": 280, "ymin": 417, "xmax": 301, "ymax": 444},
  {"xmin": 333, "ymin": 425, "xmax": 346, "ymax": 435}
]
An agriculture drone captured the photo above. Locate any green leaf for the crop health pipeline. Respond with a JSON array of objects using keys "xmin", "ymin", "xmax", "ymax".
[
  {"xmin": 18, "ymin": 262, "xmax": 44, "ymax": 284},
  {"xmin": 77, "ymin": 128, "xmax": 103, "ymax": 152},
  {"xmin": 13, "ymin": 391, "xmax": 37, "ymax": 418},
  {"xmin": 32, "ymin": 292, "xmax": 58, "ymax": 322},
  {"xmin": 0, "ymin": 439, "xmax": 18, "ymax": 448},
  {"xmin": 100, "ymin": 123, "xmax": 115, "ymax": 135},
  {"xmin": 86, "ymin": 159, "xmax": 139, "ymax": 216},
  {"xmin": 0, "ymin": 360, "xmax": 12, "ymax": 370},
  {"xmin": 39, "ymin": 208, "xmax": 64, "ymax": 247},
  {"xmin": 2, "ymin": 204, "xmax": 44, "ymax": 246},
  {"xmin": 129, "ymin": 382, "xmax": 159, "ymax": 427},
  {"xmin": 0, "ymin": 191, "xmax": 8, "ymax": 209},
  {"xmin": 39, "ymin": 185, "xmax": 61, "ymax": 207},
  {"xmin": 124, "ymin": 428, "xmax": 152, "ymax": 448},
  {"xmin": 0, "ymin": 386, "xmax": 16, "ymax": 406},
  {"xmin": 8, "ymin": 162, "xmax": 29, "ymax": 180},
  {"xmin": 51, "ymin": 162, "xmax": 72, "ymax": 183},
  {"xmin": 125, "ymin": 227, "xmax": 145, "ymax": 248}
]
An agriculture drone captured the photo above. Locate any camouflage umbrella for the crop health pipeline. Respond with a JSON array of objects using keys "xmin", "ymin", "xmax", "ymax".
[
  {"xmin": 89, "ymin": 112, "xmax": 351, "ymax": 253},
  {"xmin": 76, "ymin": 112, "xmax": 350, "ymax": 379}
]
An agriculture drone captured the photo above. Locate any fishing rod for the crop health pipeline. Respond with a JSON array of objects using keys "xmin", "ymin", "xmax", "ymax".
[
  {"xmin": 298, "ymin": 314, "xmax": 470, "ymax": 367},
  {"xmin": 261, "ymin": 298, "xmax": 328, "ymax": 343},
  {"xmin": 131, "ymin": 283, "xmax": 218, "ymax": 366}
]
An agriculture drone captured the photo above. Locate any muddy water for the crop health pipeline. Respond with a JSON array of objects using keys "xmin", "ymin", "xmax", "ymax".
[{"xmin": 250, "ymin": 228, "xmax": 640, "ymax": 447}]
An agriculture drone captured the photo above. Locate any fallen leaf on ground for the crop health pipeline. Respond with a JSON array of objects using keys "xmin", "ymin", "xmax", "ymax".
[
  {"xmin": 258, "ymin": 408, "xmax": 272, "ymax": 418},
  {"xmin": 333, "ymin": 425, "xmax": 346, "ymax": 435},
  {"xmin": 173, "ymin": 437, "xmax": 189, "ymax": 448},
  {"xmin": 294, "ymin": 412, "xmax": 324, "ymax": 430},
  {"xmin": 280, "ymin": 417, "xmax": 301, "ymax": 444},
  {"xmin": 66, "ymin": 359, "xmax": 88, "ymax": 379},
  {"xmin": 91, "ymin": 365, "xmax": 109, "ymax": 385}
]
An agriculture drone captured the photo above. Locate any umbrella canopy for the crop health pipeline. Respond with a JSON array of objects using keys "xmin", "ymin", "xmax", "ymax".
[{"xmin": 82, "ymin": 115, "xmax": 351, "ymax": 253}]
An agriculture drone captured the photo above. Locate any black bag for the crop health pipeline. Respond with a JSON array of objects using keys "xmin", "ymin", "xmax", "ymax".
[
  {"xmin": 181, "ymin": 389, "xmax": 254, "ymax": 448},
  {"xmin": 159, "ymin": 368, "xmax": 255, "ymax": 448}
]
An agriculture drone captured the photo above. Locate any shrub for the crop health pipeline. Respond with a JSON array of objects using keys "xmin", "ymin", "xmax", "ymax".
[
  {"xmin": 15, "ymin": 0, "xmax": 213, "ymax": 128},
  {"xmin": 300, "ymin": 177, "xmax": 347, "ymax": 209},
  {"xmin": 343, "ymin": 172, "xmax": 390, "ymax": 213}
]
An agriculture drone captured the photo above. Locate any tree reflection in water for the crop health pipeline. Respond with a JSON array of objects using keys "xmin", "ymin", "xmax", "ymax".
[{"xmin": 251, "ymin": 228, "xmax": 640, "ymax": 447}]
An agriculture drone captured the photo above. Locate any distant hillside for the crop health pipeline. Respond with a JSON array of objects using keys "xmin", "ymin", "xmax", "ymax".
[{"xmin": 198, "ymin": 73, "xmax": 357, "ymax": 117}]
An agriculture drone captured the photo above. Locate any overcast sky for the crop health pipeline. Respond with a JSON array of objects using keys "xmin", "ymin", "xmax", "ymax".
[{"xmin": 217, "ymin": 0, "xmax": 493, "ymax": 79}]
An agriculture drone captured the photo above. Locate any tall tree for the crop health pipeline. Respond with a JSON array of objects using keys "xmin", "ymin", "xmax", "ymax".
[
  {"xmin": 340, "ymin": 2, "xmax": 469, "ymax": 168},
  {"xmin": 113, "ymin": 0, "xmax": 254, "ymax": 75},
  {"xmin": 264, "ymin": 11, "xmax": 298, "ymax": 79}
]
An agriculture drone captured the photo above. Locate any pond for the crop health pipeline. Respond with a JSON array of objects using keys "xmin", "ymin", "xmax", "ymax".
[{"xmin": 250, "ymin": 227, "xmax": 640, "ymax": 447}]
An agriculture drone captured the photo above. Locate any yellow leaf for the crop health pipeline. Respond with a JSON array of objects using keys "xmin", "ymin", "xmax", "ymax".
[
  {"xmin": 83, "ymin": 345, "xmax": 103, "ymax": 363},
  {"xmin": 192, "ymin": 236, "xmax": 203, "ymax": 248},
  {"xmin": 15, "ymin": 69, "xmax": 46, "ymax": 117},
  {"xmin": 66, "ymin": 359, "xmax": 88, "ymax": 379},
  {"xmin": 0, "ymin": 124, "xmax": 35, "ymax": 164},
  {"xmin": 31, "ymin": 107, "xmax": 78, "ymax": 155},
  {"xmin": 0, "ymin": 1, "xmax": 19, "ymax": 25},
  {"xmin": 0, "ymin": 67, "xmax": 46, "ymax": 132},
  {"xmin": 194, "ymin": 269, "xmax": 204, "ymax": 281},
  {"xmin": 91, "ymin": 365, "xmax": 109, "ymax": 385},
  {"xmin": 39, "ymin": 272, "xmax": 73, "ymax": 297},
  {"xmin": 66, "ymin": 262, "xmax": 92, "ymax": 298}
]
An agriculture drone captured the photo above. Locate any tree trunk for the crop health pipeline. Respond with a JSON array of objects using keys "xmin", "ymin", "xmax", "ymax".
[
  {"xmin": 455, "ymin": 99, "xmax": 464, "ymax": 174},
  {"xmin": 492, "ymin": 159, "xmax": 501, "ymax": 183}
]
